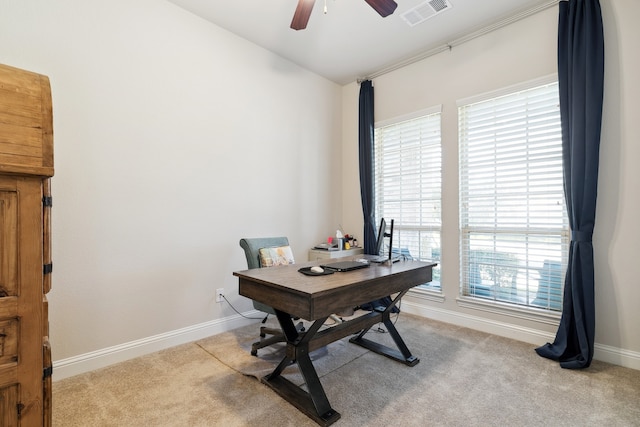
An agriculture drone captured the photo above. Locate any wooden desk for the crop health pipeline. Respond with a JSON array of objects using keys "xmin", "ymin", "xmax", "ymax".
[{"xmin": 234, "ymin": 258, "xmax": 435, "ymax": 426}]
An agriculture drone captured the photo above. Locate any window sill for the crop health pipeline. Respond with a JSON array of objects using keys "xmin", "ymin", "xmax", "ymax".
[
  {"xmin": 456, "ymin": 296, "xmax": 561, "ymax": 326},
  {"xmin": 407, "ymin": 286, "xmax": 445, "ymax": 304}
]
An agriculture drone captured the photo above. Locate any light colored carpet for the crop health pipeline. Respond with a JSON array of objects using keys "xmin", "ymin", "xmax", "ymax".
[
  {"xmin": 53, "ymin": 314, "xmax": 640, "ymax": 426},
  {"xmin": 195, "ymin": 316, "xmax": 370, "ymax": 385}
]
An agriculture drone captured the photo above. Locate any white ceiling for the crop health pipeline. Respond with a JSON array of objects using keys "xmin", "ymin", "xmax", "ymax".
[{"xmin": 168, "ymin": 0, "xmax": 556, "ymax": 85}]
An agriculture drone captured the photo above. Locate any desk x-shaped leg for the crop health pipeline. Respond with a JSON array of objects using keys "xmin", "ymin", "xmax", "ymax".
[
  {"xmin": 262, "ymin": 311, "xmax": 340, "ymax": 426},
  {"xmin": 349, "ymin": 289, "xmax": 420, "ymax": 366},
  {"xmin": 262, "ymin": 289, "xmax": 418, "ymax": 426}
]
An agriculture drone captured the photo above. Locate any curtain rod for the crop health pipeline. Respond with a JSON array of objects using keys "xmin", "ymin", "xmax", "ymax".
[{"xmin": 358, "ymin": 0, "xmax": 560, "ymax": 84}]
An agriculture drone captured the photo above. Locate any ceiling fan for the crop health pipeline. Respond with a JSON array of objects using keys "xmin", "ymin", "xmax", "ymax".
[{"xmin": 290, "ymin": 0, "xmax": 398, "ymax": 30}]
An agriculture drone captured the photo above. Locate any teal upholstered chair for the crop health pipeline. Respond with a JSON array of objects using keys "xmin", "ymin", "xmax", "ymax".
[{"xmin": 239, "ymin": 237, "xmax": 304, "ymax": 356}]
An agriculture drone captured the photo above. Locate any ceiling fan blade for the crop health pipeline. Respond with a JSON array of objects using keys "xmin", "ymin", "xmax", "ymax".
[
  {"xmin": 291, "ymin": 0, "xmax": 316, "ymax": 30},
  {"xmin": 364, "ymin": 0, "xmax": 398, "ymax": 17}
]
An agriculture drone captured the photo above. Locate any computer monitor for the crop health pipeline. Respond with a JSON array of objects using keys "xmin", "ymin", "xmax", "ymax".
[
  {"xmin": 375, "ymin": 218, "xmax": 387, "ymax": 256},
  {"xmin": 387, "ymin": 219, "xmax": 395, "ymax": 262},
  {"xmin": 375, "ymin": 218, "xmax": 397, "ymax": 262}
]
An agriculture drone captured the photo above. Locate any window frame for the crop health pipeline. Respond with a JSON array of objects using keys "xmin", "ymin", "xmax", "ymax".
[
  {"xmin": 374, "ymin": 106, "xmax": 443, "ymax": 292},
  {"xmin": 456, "ymin": 75, "xmax": 569, "ymax": 318}
]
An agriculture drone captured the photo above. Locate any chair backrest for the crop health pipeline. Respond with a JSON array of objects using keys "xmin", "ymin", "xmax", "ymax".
[
  {"xmin": 239, "ymin": 237, "xmax": 290, "ymax": 269},
  {"xmin": 239, "ymin": 237, "xmax": 291, "ymax": 315}
]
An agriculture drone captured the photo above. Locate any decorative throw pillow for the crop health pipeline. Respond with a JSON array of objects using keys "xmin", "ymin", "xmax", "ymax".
[{"xmin": 259, "ymin": 246, "xmax": 295, "ymax": 268}]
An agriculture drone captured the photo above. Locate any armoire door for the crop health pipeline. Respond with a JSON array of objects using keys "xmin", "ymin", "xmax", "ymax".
[{"xmin": 0, "ymin": 176, "xmax": 44, "ymax": 426}]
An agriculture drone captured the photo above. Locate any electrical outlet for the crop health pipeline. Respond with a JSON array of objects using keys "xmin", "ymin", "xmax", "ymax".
[{"xmin": 216, "ymin": 288, "xmax": 224, "ymax": 303}]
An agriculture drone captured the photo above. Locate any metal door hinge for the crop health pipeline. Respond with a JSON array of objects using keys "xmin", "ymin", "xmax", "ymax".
[
  {"xmin": 43, "ymin": 195, "xmax": 53, "ymax": 207},
  {"xmin": 43, "ymin": 366, "xmax": 53, "ymax": 379},
  {"xmin": 43, "ymin": 263, "xmax": 53, "ymax": 275}
]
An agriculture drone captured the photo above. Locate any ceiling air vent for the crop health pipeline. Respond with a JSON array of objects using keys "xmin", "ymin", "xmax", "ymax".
[{"xmin": 401, "ymin": 0, "xmax": 453, "ymax": 27}]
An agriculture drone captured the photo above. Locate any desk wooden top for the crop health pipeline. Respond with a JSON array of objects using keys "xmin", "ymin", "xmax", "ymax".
[{"xmin": 234, "ymin": 259, "xmax": 436, "ymax": 320}]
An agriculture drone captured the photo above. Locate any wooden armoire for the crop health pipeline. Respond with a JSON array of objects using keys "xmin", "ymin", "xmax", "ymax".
[{"xmin": 0, "ymin": 63, "xmax": 53, "ymax": 426}]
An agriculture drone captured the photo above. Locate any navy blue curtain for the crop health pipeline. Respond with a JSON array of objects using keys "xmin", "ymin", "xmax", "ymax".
[
  {"xmin": 358, "ymin": 80, "xmax": 377, "ymax": 255},
  {"xmin": 358, "ymin": 80, "xmax": 398, "ymax": 313},
  {"xmin": 535, "ymin": 0, "xmax": 604, "ymax": 369}
]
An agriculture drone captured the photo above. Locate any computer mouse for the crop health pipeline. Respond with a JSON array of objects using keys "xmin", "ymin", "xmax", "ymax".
[{"xmin": 310, "ymin": 266, "xmax": 324, "ymax": 273}]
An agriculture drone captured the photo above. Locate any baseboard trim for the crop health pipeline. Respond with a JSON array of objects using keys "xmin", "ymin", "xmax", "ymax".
[
  {"xmin": 401, "ymin": 300, "xmax": 640, "ymax": 371},
  {"xmin": 594, "ymin": 342, "xmax": 640, "ymax": 371},
  {"xmin": 400, "ymin": 300, "xmax": 556, "ymax": 344},
  {"xmin": 52, "ymin": 312, "xmax": 261, "ymax": 381},
  {"xmin": 53, "ymin": 303, "xmax": 640, "ymax": 380}
]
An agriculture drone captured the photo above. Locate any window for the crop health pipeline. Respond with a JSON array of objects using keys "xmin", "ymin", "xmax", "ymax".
[
  {"xmin": 458, "ymin": 79, "xmax": 569, "ymax": 311},
  {"xmin": 374, "ymin": 107, "xmax": 442, "ymax": 289}
]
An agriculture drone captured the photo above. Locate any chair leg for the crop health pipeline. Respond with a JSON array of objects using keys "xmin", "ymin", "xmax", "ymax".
[
  {"xmin": 260, "ymin": 326, "xmax": 282, "ymax": 338},
  {"xmin": 251, "ymin": 333, "xmax": 286, "ymax": 356},
  {"xmin": 251, "ymin": 320, "xmax": 306, "ymax": 356}
]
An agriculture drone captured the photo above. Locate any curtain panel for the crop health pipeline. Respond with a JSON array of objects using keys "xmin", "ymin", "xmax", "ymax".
[
  {"xmin": 358, "ymin": 80, "xmax": 377, "ymax": 255},
  {"xmin": 535, "ymin": 0, "xmax": 605, "ymax": 369}
]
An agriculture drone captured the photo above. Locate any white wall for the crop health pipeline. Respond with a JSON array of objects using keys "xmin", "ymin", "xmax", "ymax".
[
  {"xmin": 0, "ymin": 0, "xmax": 342, "ymax": 375},
  {"xmin": 342, "ymin": 0, "xmax": 640, "ymax": 369}
]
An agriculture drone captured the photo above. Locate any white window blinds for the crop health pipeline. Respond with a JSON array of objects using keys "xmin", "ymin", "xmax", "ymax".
[
  {"xmin": 375, "ymin": 109, "xmax": 442, "ymax": 288},
  {"xmin": 458, "ymin": 80, "xmax": 569, "ymax": 310}
]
